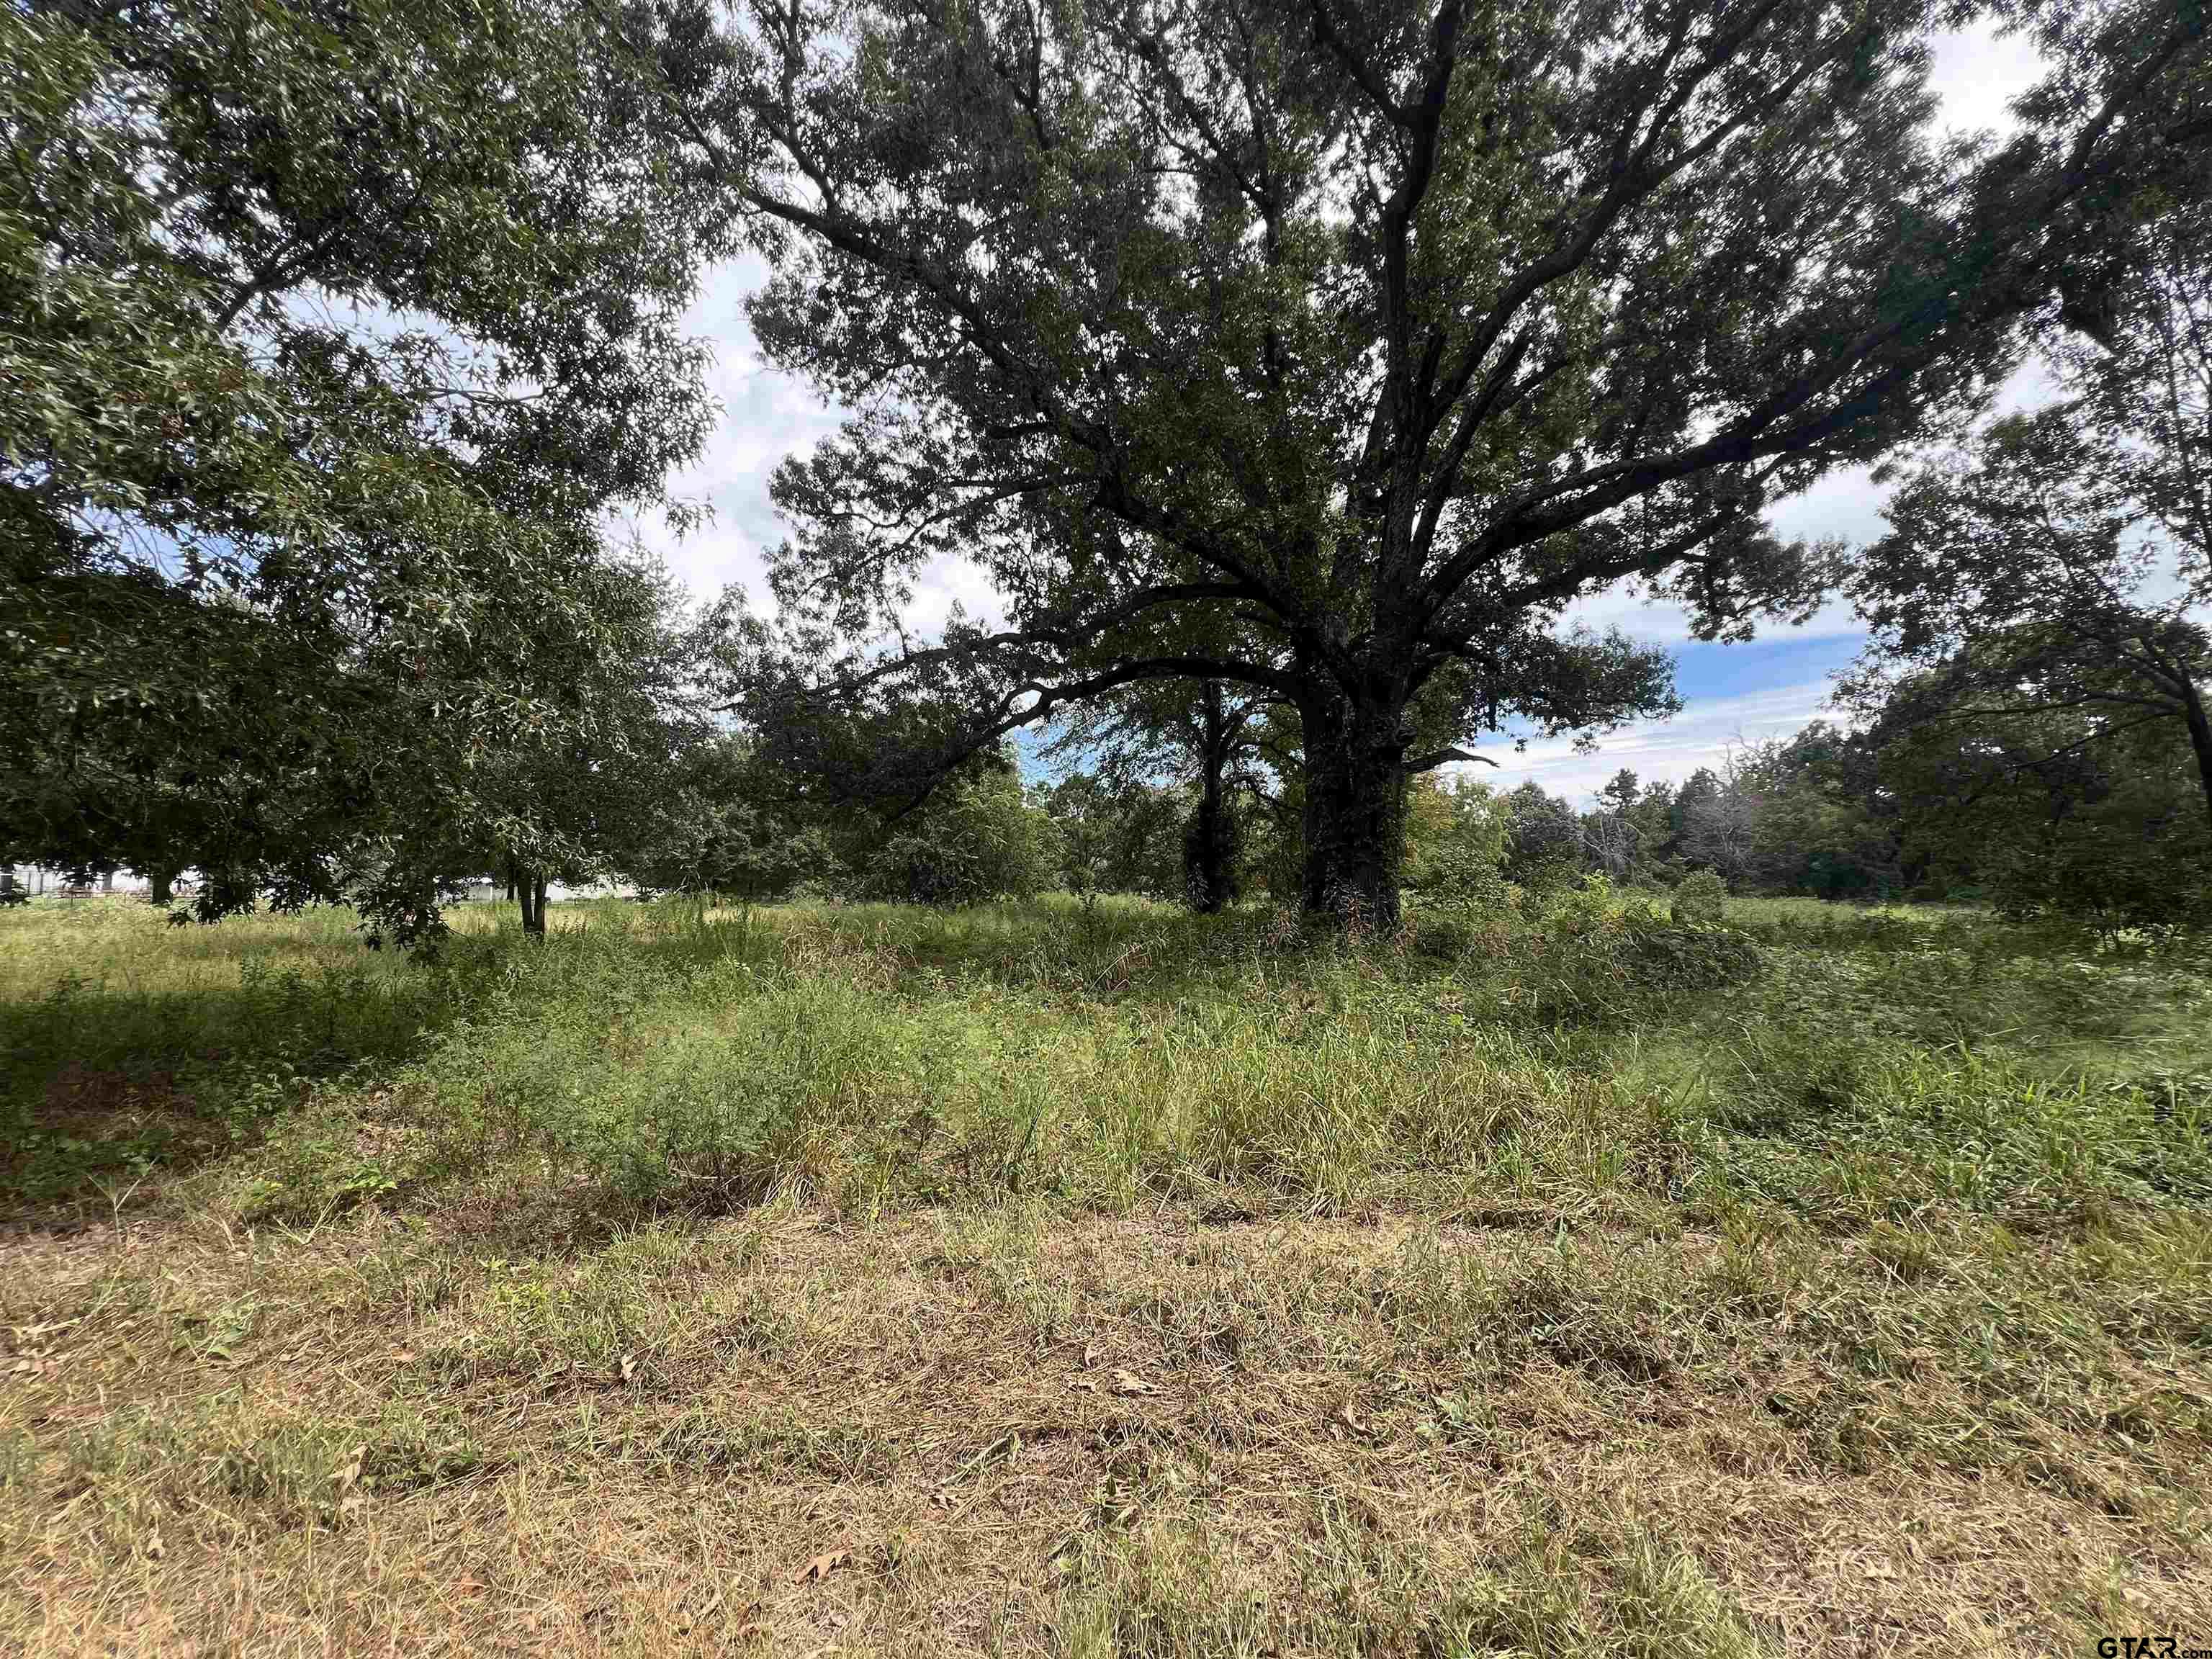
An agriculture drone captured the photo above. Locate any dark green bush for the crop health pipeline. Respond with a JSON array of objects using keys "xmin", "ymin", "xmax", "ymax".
[
  {"xmin": 858, "ymin": 770, "xmax": 1057, "ymax": 907},
  {"xmin": 1670, "ymin": 868, "xmax": 1728, "ymax": 925}
]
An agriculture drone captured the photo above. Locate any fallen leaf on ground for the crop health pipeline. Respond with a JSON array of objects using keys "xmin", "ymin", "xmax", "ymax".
[
  {"xmin": 797, "ymin": 1548, "xmax": 849, "ymax": 1584},
  {"xmin": 674, "ymin": 1585, "xmax": 723, "ymax": 1632},
  {"xmin": 1111, "ymin": 1368, "xmax": 1157, "ymax": 1396}
]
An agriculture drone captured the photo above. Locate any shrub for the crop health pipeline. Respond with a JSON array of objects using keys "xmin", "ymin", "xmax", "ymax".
[
  {"xmin": 1509, "ymin": 854, "xmax": 1583, "ymax": 904},
  {"xmin": 1405, "ymin": 839, "xmax": 1512, "ymax": 959},
  {"xmin": 859, "ymin": 770, "xmax": 1056, "ymax": 906},
  {"xmin": 1505, "ymin": 881, "xmax": 1761, "ymax": 1021},
  {"xmin": 1978, "ymin": 832, "xmax": 2212, "ymax": 938},
  {"xmin": 1671, "ymin": 868, "xmax": 1728, "ymax": 925}
]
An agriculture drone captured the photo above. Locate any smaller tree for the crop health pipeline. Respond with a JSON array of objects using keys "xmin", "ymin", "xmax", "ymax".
[
  {"xmin": 632, "ymin": 737, "xmax": 841, "ymax": 904},
  {"xmin": 1623, "ymin": 779, "xmax": 1682, "ymax": 871},
  {"xmin": 1735, "ymin": 724, "xmax": 1898, "ymax": 899},
  {"xmin": 1870, "ymin": 683, "xmax": 2211, "ymax": 927},
  {"xmin": 470, "ymin": 559, "xmax": 721, "ymax": 935},
  {"xmin": 1, "ymin": 0, "xmax": 729, "ymax": 945},
  {"xmin": 1679, "ymin": 750, "xmax": 1772, "ymax": 888},
  {"xmin": 1577, "ymin": 770, "xmax": 1646, "ymax": 879},
  {"xmin": 1404, "ymin": 775, "xmax": 1511, "ymax": 902},
  {"xmin": 1045, "ymin": 680, "xmax": 1280, "ymax": 914},
  {"xmin": 1038, "ymin": 773, "xmax": 1184, "ymax": 899},
  {"xmin": 858, "ymin": 753, "xmax": 1056, "ymax": 907},
  {"xmin": 1597, "ymin": 770, "xmax": 1643, "ymax": 818},
  {"xmin": 1848, "ymin": 201, "xmax": 2212, "ymax": 840},
  {"xmin": 1499, "ymin": 783, "xmax": 1582, "ymax": 891}
]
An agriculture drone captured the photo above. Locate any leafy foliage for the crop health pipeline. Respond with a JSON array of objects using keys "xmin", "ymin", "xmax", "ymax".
[
  {"xmin": 1877, "ymin": 693, "xmax": 2212, "ymax": 930},
  {"xmin": 1671, "ymin": 868, "xmax": 1729, "ymax": 926},
  {"xmin": 1043, "ymin": 679, "xmax": 1281, "ymax": 912},
  {"xmin": 1403, "ymin": 775, "xmax": 1511, "ymax": 904},
  {"xmin": 1, "ymin": 0, "xmax": 724, "ymax": 940},
  {"xmin": 627, "ymin": 737, "xmax": 842, "ymax": 904},
  {"xmin": 1843, "ymin": 410, "xmax": 2212, "ymax": 849},
  {"xmin": 1842, "ymin": 190, "xmax": 2212, "ymax": 923},
  {"xmin": 856, "ymin": 758, "xmax": 1057, "ymax": 907}
]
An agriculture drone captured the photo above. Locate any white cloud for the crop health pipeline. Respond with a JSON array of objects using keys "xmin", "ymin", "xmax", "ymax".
[
  {"xmin": 630, "ymin": 256, "xmax": 1007, "ymax": 640},
  {"xmin": 1925, "ymin": 22, "xmax": 2045, "ymax": 138},
  {"xmin": 1463, "ymin": 680, "xmax": 1842, "ymax": 806},
  {"xmin": 1558, "ymin": 584, "xmax": 1863, "ymax": 646},
  {"xmin": 906, "ymin": 552, "xmax": 1010, "ymax": 634},
  {"xmin": 622, "ymin": 256, "xmax": 845, "ymax": 611}
]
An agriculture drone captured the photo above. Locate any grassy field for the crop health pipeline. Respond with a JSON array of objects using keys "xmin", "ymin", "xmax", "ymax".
[{"xmin": 3, "ymin": 889, "xmax": 2210, "ymax": 1655}]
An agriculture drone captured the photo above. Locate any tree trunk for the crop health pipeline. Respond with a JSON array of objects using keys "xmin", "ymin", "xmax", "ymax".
[
  {"xmin": 148, "ymin": 866, "xmax": 174, "ymax": 906},
  {"xmin": 0, "ymin": 867, "xmax": 14, "ymax": 899},
  {"xmin": 1183, "ymin": 792, "xmax": 1236, "ymax": 914},
  {"xmin": 2180, "ymin": 673, "xmax": 2212, "ymax": 837},
  {"xmin": 1182, "ymin": 683, "xmax": 1239, "ymax": 914},
  {"xmin": 515, "ymin": 861, "xmax": 547, "ymax": 936},
  {"xmin": 100, "ymin": 870, "xmax": 113, "ymax": 893},
  {"xmin": 1298, "ymin": 688, "xmax": 1412, "ymax": 929}
]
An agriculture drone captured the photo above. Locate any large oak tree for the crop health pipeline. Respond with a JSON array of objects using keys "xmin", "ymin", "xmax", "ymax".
[{"xmin": 642, "ymin": 0, "xmax": 2207, "ymax": 922}]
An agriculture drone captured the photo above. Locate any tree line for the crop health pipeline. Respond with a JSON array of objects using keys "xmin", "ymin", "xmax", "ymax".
[{"xmin": 4, "ymin": 0, "xmax": 2206, "ymax": 940}]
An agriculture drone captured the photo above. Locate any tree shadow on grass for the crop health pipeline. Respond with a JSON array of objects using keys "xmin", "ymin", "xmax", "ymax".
[{"xmin": 0, "ymin": 949, "xmax": 502, "ymax": 1223}]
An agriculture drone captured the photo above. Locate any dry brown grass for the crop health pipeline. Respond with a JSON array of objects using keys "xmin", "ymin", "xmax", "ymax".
[{"xmin": 6, "ymin": 1195, "xmax": 2207, "ymax": 1657}]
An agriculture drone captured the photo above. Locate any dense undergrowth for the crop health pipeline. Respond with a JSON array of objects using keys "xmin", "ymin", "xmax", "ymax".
[{"xmin": 6, "ymin": 887, "xmax": 2208, "ymax": 1231}]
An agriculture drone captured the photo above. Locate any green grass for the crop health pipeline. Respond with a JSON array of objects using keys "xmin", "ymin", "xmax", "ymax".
[
  {"xmin": 3, "ymin": 889, "xmax": 2211, "ymax": 1654},
  {"xmin": 78, "ymin": 889, "xmax": 2212, "ymax": 1228}
]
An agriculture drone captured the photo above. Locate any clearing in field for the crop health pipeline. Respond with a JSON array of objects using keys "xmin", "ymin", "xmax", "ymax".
[{"xmin": 3, "ymin": 893, "xmax": 2210, "ymax": 1656}]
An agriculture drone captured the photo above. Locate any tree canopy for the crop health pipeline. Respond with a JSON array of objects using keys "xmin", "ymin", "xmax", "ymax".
[{"xmin": 2, "ymin": 0, "xmax": 728, "ymax": 938}]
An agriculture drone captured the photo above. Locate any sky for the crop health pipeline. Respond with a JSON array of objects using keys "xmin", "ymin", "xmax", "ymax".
[{"xmin": 634, "ymin": 22, "xmax": 2052, "ymax": 809}]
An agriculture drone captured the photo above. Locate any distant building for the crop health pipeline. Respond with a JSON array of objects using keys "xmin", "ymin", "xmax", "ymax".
[{"xmin": 0, "ymin": 866, "xmax": 154, "ymax": 898}]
